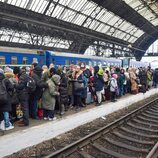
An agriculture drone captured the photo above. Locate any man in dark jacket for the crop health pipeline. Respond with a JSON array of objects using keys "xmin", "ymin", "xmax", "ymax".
[
  {"xmin": 15, "ymin": 67, "xmax": 30, "ymax": 126},
  {"xmin": 31, "ymin": 66, "xmax": 48, "ymax": 119}
]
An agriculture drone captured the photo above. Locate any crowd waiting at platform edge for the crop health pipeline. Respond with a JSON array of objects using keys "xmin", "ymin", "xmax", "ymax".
[{"xmin": 0, "ymin": 62, "xmax": 157, "ymax": 131}]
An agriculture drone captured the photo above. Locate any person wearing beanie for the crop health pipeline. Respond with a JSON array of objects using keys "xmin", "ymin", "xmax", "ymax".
[
  {"xmin": 29, "ymin": 63, "xmax": 38, "ymax": 77},
  {"xmin": 0, "ymin": 68, "xmax": 4, "ymax": 74},
  {"xmin": 14, "ymin": 66, "xmax": 30, "ymax": 127},
  {"xmin": 98, "ymin": 69, "xmax": 104, "ymax": 76},
  {"xmin": 94, "ymin": 66, "xmax": 99, "ymax": 75},
  {"xmin": 30, "ymin": 66, "xmax": 48, "ymax": 119},
  {"xmin": 94, "ymin": 68, "xmax": 105, "ymax": 106},
  {"xmin": 4, "ymin": 67, "xmax": 14, "ymax": 79}
]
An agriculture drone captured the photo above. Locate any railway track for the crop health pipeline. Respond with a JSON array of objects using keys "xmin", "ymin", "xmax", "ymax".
[{"xmin": 44, "ymin": 99, "xmax": 158, "ymax": 158}]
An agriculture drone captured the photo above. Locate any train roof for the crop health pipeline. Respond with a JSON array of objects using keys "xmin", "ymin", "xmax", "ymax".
[
  {"xmin": 47, "ymin": 51, "xmax": 121, "ymax": 62},
  {"xmin": 0, "ymin": 47, "xmax": 38, "ymax": 54}
]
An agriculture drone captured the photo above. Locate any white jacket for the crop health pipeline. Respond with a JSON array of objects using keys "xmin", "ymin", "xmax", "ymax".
[{"xmin": 110, "ymin": 78, "xmax": 118, "ymax": 92}]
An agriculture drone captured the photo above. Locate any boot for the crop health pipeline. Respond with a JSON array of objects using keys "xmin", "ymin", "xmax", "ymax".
[{"xmin": 60, "ymin": 104, "xmax": 65, "ymax": 115}]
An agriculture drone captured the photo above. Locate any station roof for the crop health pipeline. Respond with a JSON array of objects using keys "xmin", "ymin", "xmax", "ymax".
[{"xmin": 0, "ymin": 0, "xmax": 158, "ymax": 59}]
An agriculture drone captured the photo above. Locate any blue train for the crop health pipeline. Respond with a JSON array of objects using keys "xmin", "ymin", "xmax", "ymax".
[{"xmin": 0, "ymin": 47, "xmax": 149, "ymax": 68}]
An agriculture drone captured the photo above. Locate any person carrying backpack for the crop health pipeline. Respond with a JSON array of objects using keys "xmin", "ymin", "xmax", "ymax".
[{"xmin": 0, "ymin": 70, "xmax": 14, "ymax": 130}]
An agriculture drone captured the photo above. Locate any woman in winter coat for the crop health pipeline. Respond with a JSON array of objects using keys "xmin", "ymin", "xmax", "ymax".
[
  {"xmin": 59, "ymin": 72, "xmax": 68, "ymax": 115},
  {"xmin": 42, "ymin": 74, "xmax": 61, "ymax": 120},
  {"xmin": 0, "ymin": 71, "xmax": 14, "ymax": 130},
  {"xmin": 110, "ymin": 74, "xmax": 118, "ymax": 102},
  {"xmin": 72, "ymin": 66, "xmax": 85, "ymax": 110},
  {"xmin": 128, "ymin": 68, "xmax": 138, "ymax": 94}
]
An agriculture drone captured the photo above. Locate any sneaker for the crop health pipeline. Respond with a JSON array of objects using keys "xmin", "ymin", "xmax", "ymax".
[
  {"xmin": 5, "ymin": 125, "xmax": 14, "ymax": 131},
  {"xmin": 44, "ymin": 117, "xmax": 48, "ymax": 120},
  {"xmin": 53, "ymin": 117, "xmax": 57, "ymax": 121},
  {"xmin": 48, "ymin": 117, "xmax": 57, "ymax": 121},
  {"xmin": 48, "ymin": 117, "xmax": 53, "ymax": 121},
  {"xmin": 60, "ymin": 112, "xmax": 65, "ymax": 115},
  {"xmin": 0, "ymin": 120, "xmax": 5, "ymax": 130}
]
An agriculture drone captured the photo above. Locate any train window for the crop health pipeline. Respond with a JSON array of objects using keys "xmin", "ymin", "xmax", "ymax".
[
  {"xmin": 22, "ymin": 57, "xmax": 28, "ymax": 64},
  {"xmin": 70, "ymin": 60, "xmax": 74, "ymax": 64},
  {"xmin": 89, "ymin": 61, "xmax": 92, "ymax": 66},
  {"xmin": 94, "ymin": 61, "xmax": 97, "ymax": 66},
  {"xmin": 76, "ymin": 60, "xmax": 80, "ymax": 65},
  {"xmin": 98, "ymin": 62, "xmax": 102, "ymax": 67},
  {"xmin": 32, "ymin": 58, "xmax": 38, "ymax": 63},
  {"xmin": 65, "ymin": 60, "xmax": 69, "ymax": 65},
  {"xmin": 11, "ymin": 56, "xmax": 17, "ymax": 64},
  {"xmin": 0, "ymin": 56, "xmax": 5, "ymax": 65}
]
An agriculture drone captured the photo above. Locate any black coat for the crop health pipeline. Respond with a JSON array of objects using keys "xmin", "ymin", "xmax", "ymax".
[
  {"xmin": 139, "ymin": 70, "xmax": 147, "ymax": 85},
  {"xmin": 59, "ymin": 73, "xmax": 68, "ymax": 104},
  {"xmin": 0, "ymin": 73, "xmax": 14, "ymax": 112},
  {"xmin": 15, "ymin": 71, "xmax": 29, "ymax": 100},
  {"xmin": 32, "ymin": 71, "xmax": 48, "ymax": 100}
]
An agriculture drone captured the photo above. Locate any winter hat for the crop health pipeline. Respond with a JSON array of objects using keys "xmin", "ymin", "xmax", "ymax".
[
  {"xmin": 94, "ymin": 66, "xmax": 99, "ymax": 74},
  {"xmin": 21, "ymin": 67, "xmax": 26, "ymax": 72},
  {"xmin": 98, "ymin": 69, "xmax": 104, "ymax": 76},
  {"xmin": 34, "ymin": 66, "xmax": 43, "ymax": 72},
  {"xmin": 49, "ymin": 67, "xmax": 56, "ymax": 75},
  {"xmin": 0, "ymin": 68, "xmax": 4, "ymax": 74},
  {"xmin": 112, "ymin": 73, "xmax": 118, "ymax": 79},
  {"xmin": 32, "ymin": 62, "xmax": 38, "ymax": 68},
  {"xmin": 13, "ymin": 66, "xmax": 20, "ymax": 75},
  {"xmin": 4, "ymin": 67, "xmax": 13, "ymax": 73},
  {"xmin": 51, "ymin": 74, "xmax": 61, "ymax": 85}
]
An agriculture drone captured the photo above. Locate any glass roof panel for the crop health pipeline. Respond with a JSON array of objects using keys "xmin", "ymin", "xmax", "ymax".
[
  {"xmin": 80, "ymin": 1, "xmax": 96, "ymax": 16},
  {"xmin": 0, "ymin": 28, "xmax": 72, "ymax": 49},
  {"xmin": 65, "ymin": 0, "xmax": 87, "ymax": 12},
  {"xmin": 0, "ymin": 0, "xmax": 147, "ymax": 44},
  {"xmin": 99, "ymin": 11, "xmax": 114, "ymax": 23},
  {"xmin": 59, "ymin": 9, "xmax": 77, "ymax": 22},
  {"xmin": 73, "ymin": 14, "xmax": 87, "ymax": 25},
  {"xmin": 113, "ymin": 30, "xmax": 127, "ymax": 39},
  {"xmin": 124, "ymin": 0, "xmax": 158, "ymax": 26},
  {"xmin": 107, "ymin": 16, "xmax": 120, "ymax": 25},
  {"xmin": 132, "ymin": 29, "xmax": 144, "ymax": 37},
  {"xmin": 89, "ymin": 20, "xmax": 100, "ymax": 30},
  {"xmin": 51, "ymin": 5, "xmax": 65, "ymax": 18},
  {"xmin": 96, "ymin": 24, "xmax": 110, "ymax": 33},
  {"xmin": 128, "ymin": 36, "xmax": 137, "ymax": 43}
]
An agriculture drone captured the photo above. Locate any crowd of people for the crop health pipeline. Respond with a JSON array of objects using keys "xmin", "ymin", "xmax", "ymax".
[{"xmin": 0, "ymin": 62, "xmax": 157, "ymax": 131}]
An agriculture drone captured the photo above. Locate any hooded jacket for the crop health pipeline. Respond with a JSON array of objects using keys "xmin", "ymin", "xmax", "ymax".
[
  {"xmin": 0, "ymin": 73, "xmax": 14, "ymax": 112},
  {"xmin": 42, "ymin": 75, "xmax": 60, "ymax": 110},
  {"xmin": 32, "ymin": 66, "xmax": 48, "ymax": 99}
]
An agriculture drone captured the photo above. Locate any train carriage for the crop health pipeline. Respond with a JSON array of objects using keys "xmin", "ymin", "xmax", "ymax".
[{"xmin": 0, "ymin": 47, "xmax": 149, "ymax": 69}]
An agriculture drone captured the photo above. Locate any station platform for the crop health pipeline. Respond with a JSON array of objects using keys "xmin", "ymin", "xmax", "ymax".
[{"xmin": 1, "ymin": 88, "xmax": 158, "ymax": 158}]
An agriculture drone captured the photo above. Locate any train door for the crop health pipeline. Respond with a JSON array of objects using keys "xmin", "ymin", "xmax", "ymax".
[{"xmin": 37, "ymin": 51, "xmax": 46, "ymax": 66}]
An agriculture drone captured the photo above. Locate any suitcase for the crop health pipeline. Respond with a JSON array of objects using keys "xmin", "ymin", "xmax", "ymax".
[{"xmin": 86, "ymin": 92, "xmax": 93, "ymax": 104}]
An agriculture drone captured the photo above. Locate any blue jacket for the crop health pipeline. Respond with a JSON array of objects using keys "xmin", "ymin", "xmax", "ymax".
[{"xmin": 94, "ymin": 74, "xmax": 104, "ymax": 91}]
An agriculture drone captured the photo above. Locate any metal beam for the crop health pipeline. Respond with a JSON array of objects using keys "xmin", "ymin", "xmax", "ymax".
[
  {"xmin": 0, "ymin": 2, "xmax": 129, "ymax": 48},
  {"xmin": 0, "ymin": 41, "xmax": 71, "ymax": 53},
  {"xmin": 90, "ymin": 0, "xmax": 158, "ymax": 37}
]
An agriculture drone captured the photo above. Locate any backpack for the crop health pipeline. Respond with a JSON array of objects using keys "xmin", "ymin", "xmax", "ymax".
[
  {"xmin": 0, "ymin": 79, "xmax": 8, "ymax": 104},
  {"xmin": 27, "ymin": 76, "xmax": 36, "ymax": 94}
]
